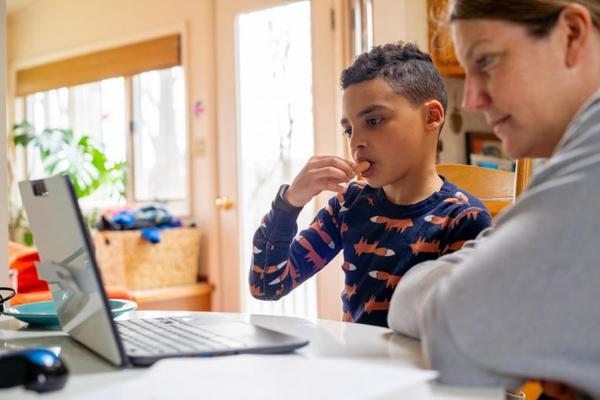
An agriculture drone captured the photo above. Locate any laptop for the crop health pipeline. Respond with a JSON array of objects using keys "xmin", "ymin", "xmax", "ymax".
[{"xmin": 19, "ymin": 175, "xmax": 308, "ymax": 367}]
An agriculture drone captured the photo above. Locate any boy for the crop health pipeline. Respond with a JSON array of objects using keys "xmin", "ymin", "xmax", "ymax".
[{"xmin": 249, "ymin": 42, "xmax": 492, "ymax": 327}]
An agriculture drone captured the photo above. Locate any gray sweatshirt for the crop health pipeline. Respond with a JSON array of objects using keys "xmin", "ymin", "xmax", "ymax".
[{"xmin": 388, "ymin": 90, "xmax": 600, "ymax": 399}]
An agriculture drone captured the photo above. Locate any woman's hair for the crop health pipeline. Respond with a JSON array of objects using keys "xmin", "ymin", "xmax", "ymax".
[{"xmin": 448, "ymin": 0, "xmax": 600, "ymax": 37}]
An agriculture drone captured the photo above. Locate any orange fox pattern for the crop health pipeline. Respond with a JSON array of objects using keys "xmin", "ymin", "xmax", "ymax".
[
  {"xmin": 409, "ymin": 237, "xmax": 441, "ymax": 256},
  {"xmin": 443, "ymin": 240, "xmax": 466, "ymax": 254},
  {"xmin": 297, "ymin": 236, "xmax": 327, "ymax": 270},
  {"xmin": 268, "ymin": 260, "xmax": 301, "ymax": 289},
  {"xmin": 370, "ymin": 216, "xmax": 414, "ymax": 233},
  {"xmin": 369, "ymin": 270, "xmax": 402, "ymax": 288},
  {"xmin": 310, "ymin": 220, "xmax": 335, "ymax": 249},
  {"xmin": 250, "ymin": 284, "xmax": 264, "ymax": 297},
  {"xmin": 450, "ymin": 208, "xmax": 481, "ymax": 228},
  {"xmin": 342, "ymin": 310, "xmax": 353, "ymax": 322},
  {"xmin": 443, "ymin": 191, "xmax": 470, "ymax": 205},
  {"xmin": 343, "ymin": 283, "xmax": 358, "ymax": 300},
  {"xmin": 250, "ymin": 181, "xmax": 492, "ymax": 327},
  {"xmin": 424, "ymin": 214, "xmax": 454, "ymax": 230},
  {"xmin": 364, "ymin": 296, "xmax": 391, "ymax": 314},
  {"xmin": 340, "ymin": 223, "xmax": 349, "ymax": 235},
  {"xmin": 354, "ymin": 237, "xmax": 395, "ymax": 257}
]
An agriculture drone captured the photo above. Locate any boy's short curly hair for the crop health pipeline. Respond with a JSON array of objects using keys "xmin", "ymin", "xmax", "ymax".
[{"xmin": 340, "ymin": 42, "xmax": 448, "ymax": 113}]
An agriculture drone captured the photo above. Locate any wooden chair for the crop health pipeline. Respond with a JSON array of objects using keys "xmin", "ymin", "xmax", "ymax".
[{"xmin": 436, "ymin": 160, "xmax": 531, "ymax": 219}]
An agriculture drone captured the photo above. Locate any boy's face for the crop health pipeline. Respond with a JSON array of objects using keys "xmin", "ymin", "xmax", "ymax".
[{"xmin": 341, "ymin": 78, "xmax": 438, "ymax": 189}]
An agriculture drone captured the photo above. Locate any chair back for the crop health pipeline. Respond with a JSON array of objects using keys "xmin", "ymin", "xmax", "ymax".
[{"xmin": 436, "ymin": 163, "xmax": 516, "ymax": 218}]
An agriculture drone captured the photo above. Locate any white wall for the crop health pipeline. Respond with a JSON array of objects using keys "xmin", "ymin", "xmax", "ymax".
[
  {"xmin": 373, "ymin": 0, "xmax": 428, "ymax": 49},
  {"xmin": 1, "ymin": 0, "xmax": 7, "ymax": 288},
  {"xmin": 372, "ymin": 0, "xmax": 490, "ymax": 165}
]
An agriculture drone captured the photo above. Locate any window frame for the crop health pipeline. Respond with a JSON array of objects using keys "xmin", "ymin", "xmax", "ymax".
[{"xmin": 13, "ymin": 33, "xmax": 192, "ymax": 217}]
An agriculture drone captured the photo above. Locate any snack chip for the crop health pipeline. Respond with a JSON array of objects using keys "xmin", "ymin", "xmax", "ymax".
[
  {"xmin": 354, "ymin": 161, "xmax": 371, "ymax": 180},
  {"xmin": 354, "ymin": 161, "xmax": 371, "ymax": 174}
]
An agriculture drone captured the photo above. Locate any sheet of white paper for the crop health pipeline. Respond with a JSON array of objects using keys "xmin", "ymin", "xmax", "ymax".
[{"xmin": 80, "ymin": 355, "xmax": 438, "ymax": 400}]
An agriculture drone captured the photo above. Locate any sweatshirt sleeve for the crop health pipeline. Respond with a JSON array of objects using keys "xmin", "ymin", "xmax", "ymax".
[
  {"xmin": 388, "ymin": 166, "xmax": 600, "ymax": 394},
  {"xmin": 249, "ymin": 184, "xmax": 342, "ymax": 300}
]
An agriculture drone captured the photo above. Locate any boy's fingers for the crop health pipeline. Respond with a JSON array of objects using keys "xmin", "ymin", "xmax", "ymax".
[
  {"xmin": 323, "ymin": 182, "xmax": 347, "ymax": 194},
  {"xmin": 313, "ymin": 167, "xmax": 352, "ymax": 183},
  {"xmin": 309, "ymin": 157, "xmax": 355, "ymax": 179}
]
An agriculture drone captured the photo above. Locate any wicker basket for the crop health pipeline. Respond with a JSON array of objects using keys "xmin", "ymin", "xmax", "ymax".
[{"xmin": 92, "ymin": 228, "xmax": 201, "ymax": 290}]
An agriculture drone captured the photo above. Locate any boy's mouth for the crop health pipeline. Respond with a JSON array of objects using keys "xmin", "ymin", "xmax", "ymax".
[
  {"xmin": 355, "ymin": 159, "xmax": 375, "ymax": 178},
  {"xmin": 361, "ymin": 162, "xmax": 375, "ymax": 178}
]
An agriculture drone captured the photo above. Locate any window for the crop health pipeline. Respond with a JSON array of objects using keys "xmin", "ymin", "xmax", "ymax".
[
  {"xmin": 133, "ymin": 66, "xmax": 187, "ymax": 202},
  {"xmin": 15, "ymin": 35, "xmax": 188, "ymax": 214},
  {"xmin": 25, "ymin": 78, "xmax": 127, "ymax": 209}
]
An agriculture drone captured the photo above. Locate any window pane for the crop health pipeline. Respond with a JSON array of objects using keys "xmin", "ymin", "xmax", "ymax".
[
  {"xmin": 71, "ymin": 78, "xmax": 127, "ymax": 164},
  {"xmin": 25, "ymin": 78, "xmax": 126, "ymax": 209},
  {"xmin": 25, "ymin": 88, "xmax": 69, "ymax": 179},
  {"xmin": 237, "ymin": 1, "xmax": 317, "ymax": 319},
  {"xmin": 71, "ymin": 78, "xmax": 127, "ymax": 209},
  {"xmin": 132, "ymin": 66, "xmax": 187, "ymax": 202}
]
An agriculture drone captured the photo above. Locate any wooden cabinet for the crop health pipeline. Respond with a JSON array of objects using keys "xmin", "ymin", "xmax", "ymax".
[
  {"xmin": 133, "ymin": 283, "xmax": 214, "ymax": 311},
  {"xmin": 427, "ymin": 0, "xmax": 464, "ymax": 76}
]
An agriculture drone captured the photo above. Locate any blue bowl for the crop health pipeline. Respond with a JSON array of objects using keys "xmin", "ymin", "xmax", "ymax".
[{"xmin": 2, "ymin": 299, "xmax": 137, "ymax": 327}]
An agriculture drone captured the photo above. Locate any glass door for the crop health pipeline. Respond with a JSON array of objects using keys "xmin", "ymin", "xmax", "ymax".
[{"xmin": 216, "ymin": 0, "xmax": 340, "ymax": 315}]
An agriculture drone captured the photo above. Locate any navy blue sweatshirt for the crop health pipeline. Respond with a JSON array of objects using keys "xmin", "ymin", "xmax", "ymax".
[{"xmin": 249, "ymin": 178, "xmax": 492, "ymax": 327}]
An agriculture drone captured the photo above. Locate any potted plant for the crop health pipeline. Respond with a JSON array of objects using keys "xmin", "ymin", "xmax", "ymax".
[{"xmin": 9, "ymin": 121, "xmax": 127, "ymax": 245}]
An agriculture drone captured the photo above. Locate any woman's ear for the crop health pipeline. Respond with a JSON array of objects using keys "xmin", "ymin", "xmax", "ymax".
[
  {"xmin": 559, "ymin": 3, "xmax": 593, "ymax": 68},
  {"xmin": 424, "ymin": 100, "xmax": 445, "ymax": 133}
]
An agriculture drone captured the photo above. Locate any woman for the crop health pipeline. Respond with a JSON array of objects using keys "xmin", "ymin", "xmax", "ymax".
[{"xmin": 387, "ymin": 1, "xmax": 600, "ymax": 399}]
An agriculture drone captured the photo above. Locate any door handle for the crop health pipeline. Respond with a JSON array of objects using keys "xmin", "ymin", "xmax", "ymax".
[{"xmin": 215, "ymin": 196, "xmax": 235, "ymax": 210}]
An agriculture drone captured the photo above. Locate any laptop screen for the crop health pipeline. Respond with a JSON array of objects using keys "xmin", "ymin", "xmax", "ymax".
[{"xmin": 19, "ymin": 175, "xmax": 126, "ymax": 366}]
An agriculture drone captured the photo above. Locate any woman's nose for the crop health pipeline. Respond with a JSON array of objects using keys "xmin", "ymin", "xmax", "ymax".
[{"xmin": 462, "ymin": 75, "xmax": 491, "ymax": 111}]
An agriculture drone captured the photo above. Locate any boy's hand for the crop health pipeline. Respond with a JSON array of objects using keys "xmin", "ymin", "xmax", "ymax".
[{"xmin": 285, "ymin": 156, "xmax": 356, "ymax": 207}]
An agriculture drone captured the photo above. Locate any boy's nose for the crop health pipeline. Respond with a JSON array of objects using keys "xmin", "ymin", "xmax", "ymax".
[
  {"xmin": 349, "ymin": 132, "xmax": 367, "ymax": 151},
  {"xmin": 350, "ymin": 128, "xmax": 367, "ymax": 150},
  {"xmin": 462, "ymin": 75, "xmax": 491, "ymax": 112}
]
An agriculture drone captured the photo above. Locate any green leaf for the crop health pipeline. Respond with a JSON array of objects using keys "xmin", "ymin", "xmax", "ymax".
[{"xmin": 13, "ymin": 121, "xmax": 126, "ymax": 202}]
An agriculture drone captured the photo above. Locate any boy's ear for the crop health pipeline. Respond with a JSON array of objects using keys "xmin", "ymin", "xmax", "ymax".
[{"xmin": 423, "ymin": 100, "xmax": 445, "ymax": 133}]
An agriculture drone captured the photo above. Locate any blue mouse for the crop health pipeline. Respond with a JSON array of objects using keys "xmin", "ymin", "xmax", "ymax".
[{"xmin": 0, "ymin": 348, "xmax": 68, "ymax": 392}]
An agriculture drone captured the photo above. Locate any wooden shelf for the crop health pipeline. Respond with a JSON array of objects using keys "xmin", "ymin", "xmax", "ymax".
[
  {"xmin": 427, "ymin": 0, "xmax": 465, "ymax": 77},
  {"xmin": 133, "ymin": 283, "xmax": 214, "ymax": 311}
]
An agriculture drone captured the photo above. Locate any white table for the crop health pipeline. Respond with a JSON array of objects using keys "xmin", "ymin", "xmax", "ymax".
[{"xmin": 0, "ymin": 311, "xmax": 503, "ymax": 399}]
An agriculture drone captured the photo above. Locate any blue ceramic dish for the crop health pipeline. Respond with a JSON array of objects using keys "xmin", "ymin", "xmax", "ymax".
[{"xmin": 2, "ymin": 299, "xmax": 137, "ymax": 327}]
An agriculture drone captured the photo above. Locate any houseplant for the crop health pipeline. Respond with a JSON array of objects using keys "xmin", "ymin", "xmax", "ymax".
[{"xmin": 9, "ymin": 121, "xmax": 127, "ymax": 244}]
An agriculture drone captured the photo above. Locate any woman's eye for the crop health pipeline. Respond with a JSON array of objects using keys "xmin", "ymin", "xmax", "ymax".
[
  {"xmin": 343, "ymin": 127, "xmax": 352, "ymax": 137},
  {"xmin": 475, "ymin": 54, "xmax": 496, "ymax": 70},
  {"xmin": 366, "ymin": 117, "xmax": 383, "ymax": 127}
]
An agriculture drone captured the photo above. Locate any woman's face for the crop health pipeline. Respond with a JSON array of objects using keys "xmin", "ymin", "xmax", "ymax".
[{"xmin": 452, "ymin": 19, "xmax": 575, "ymax": 159}]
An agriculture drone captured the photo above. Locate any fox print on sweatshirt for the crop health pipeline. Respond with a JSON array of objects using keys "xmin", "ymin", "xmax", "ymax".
[{"xmin": 249, "ymin": 179, "xmax": 492, "ymax": 327}]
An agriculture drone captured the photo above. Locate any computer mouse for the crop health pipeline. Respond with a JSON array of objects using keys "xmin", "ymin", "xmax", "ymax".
[{"xmin": 0, "ymin": 348, "xmax": 68, "ymax": 392}]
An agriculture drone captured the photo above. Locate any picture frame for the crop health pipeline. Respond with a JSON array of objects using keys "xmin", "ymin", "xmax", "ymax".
[{"xmin": 465, "ymin": 131, "xmax": 516, "ymax": 171}]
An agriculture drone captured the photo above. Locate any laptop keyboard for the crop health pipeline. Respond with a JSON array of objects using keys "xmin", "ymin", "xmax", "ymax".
[{"xmin": 116, "ymin": 317, "xmax": 248, "ymax": 356}]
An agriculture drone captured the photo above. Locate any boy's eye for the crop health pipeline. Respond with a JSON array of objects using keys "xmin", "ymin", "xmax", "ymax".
[
  {"xmin": 342, "ymin": 127, "xmax": 352, "ymax": 137},
  {"xmin": 366, "ymin": 117, "xmax": 383, "ymax": 127}
]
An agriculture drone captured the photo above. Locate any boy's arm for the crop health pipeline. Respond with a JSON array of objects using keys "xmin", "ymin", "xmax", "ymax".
[{"xmin": 250, "ymin": 184, "xmax": 342, "ymax": 300}]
